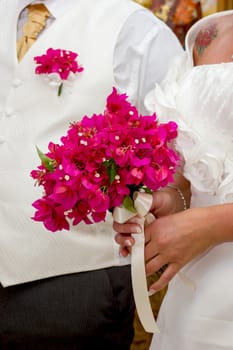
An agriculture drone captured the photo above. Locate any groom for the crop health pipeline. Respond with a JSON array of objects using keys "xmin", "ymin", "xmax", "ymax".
[{"xmin": 0, "ymin": 0, "xmax": 183, "ymax": 348}]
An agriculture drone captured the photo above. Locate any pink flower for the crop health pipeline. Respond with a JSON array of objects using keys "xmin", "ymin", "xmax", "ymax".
[
  {"xmin": 31, "ymin": 88, "xmax": 179, "ymax": 231},
  {"xmin": 32, "ymin": 198, "xmax": 69, "ymax": 232},
  {"xmin": 34, "ymin": 48, "xmax": 84, "ymax": 96}
]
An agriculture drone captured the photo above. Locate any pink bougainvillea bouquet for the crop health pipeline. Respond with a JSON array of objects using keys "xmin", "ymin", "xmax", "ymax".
[{"xmin": 31, "ymin": 87, "xmax": 179, "ymax": 232}]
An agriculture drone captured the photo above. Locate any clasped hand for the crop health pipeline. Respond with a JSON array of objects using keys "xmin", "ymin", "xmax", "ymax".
[{"xmin": 113, "ymin": 190, "xmax": 215, "ymax": 294}]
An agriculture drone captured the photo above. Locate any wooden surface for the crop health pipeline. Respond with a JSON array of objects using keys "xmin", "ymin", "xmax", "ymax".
[{"xmin": 218, "ymin": 0, "xmax": 233, "ymax": 9}]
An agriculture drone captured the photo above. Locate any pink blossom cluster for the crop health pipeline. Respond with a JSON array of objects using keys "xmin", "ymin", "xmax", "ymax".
[
  {"xmin": 31, "ymin": 88, "xmax": 179, "ymax": 232},
  {"xmin": 34, "ymin": 48, "xmax": 84, "ymax": 80}
]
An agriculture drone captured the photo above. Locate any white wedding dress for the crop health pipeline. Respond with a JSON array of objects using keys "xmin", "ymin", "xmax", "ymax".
[{"xmin": 145, "ymin": 10, "xmax": 233, "ymax": 350}]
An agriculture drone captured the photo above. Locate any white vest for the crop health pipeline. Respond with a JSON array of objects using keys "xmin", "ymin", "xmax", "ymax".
[{"xmin": 0, "ymin": 0, "xmax": 141, "ymax": 286}]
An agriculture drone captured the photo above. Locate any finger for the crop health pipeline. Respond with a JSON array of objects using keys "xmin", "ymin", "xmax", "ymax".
[
  {"xmin": 114, "ymin": 232, "xmax": 135, "ymax": 247},
  {"xmin": 127, "ymin": 216, "xmax": 144, "ymax": 225},
  {"xmin": 113, "ymin": 221, "xmax": 142, "ymax": 234},
  {"xmin": 144, "ymin": 220, "xmax": 158, "ymax": 246},
  {"xmin": 144, "ymin": 230, "xmax": 152, "ymax": 245},
  {"xmin": 144, "ymin": 238, "xmax": 161, "ymax": 262},
  {"xmin": 148, "ymin": 263, "xmax": 179, "ymax": 294},
  {"xmin": 119, "ymin": 246, "xmax": 131, "ymax": 257},
  {"xmin": 145, "ymin": 254, "xmax": 167, "ymax": 274}
]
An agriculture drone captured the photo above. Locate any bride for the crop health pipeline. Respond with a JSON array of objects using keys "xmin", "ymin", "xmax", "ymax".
[{"xmin": 113, "ymin": 9, "xmax": 233, "ymax": 350}]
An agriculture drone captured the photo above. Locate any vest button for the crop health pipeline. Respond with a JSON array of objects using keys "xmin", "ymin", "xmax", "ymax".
[
  {"xmin": 0, "ymin": 137, "xmax": 5, "ymax": 144},
  {"xmin": 5, "ymin": 107, "xmax": 14, "ymax": 117},
  {"xmin": 13, "ymin": 78, "xmax": 22, "ymax": 88}
]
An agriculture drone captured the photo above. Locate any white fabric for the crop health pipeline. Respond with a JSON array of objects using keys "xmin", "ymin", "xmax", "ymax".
[
  {"xmin": 0, "ymin": 0, "xmax": 182, "ymax": 287},
  {"xmin": 17, "ymin": 0, "xmax": 183, "ymax": 113},
  {"xmin": 146, "ymin": 10, "xmax": 233, "ymax": 350}
]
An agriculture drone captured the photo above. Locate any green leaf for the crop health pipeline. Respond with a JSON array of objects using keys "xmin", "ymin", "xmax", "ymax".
[
  {"xmin": 103, "ymin": 158, "xmax": 117, "ymax": 184},
  {"xmin": 122, "ymin": 195, "xmax": 136, "ymax": 213},
  {"xmin": 141, "ymin": 186, "xmax": 152, "ymax": 194},
  {"xmin": 36, "ymin": 146, "xmax": 56, "ymax": 172}
]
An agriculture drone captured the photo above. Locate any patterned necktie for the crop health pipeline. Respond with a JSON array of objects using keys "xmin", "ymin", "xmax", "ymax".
[{"xmin": 17, "ymin": 3, "xmax": 50, "ymax": 61}]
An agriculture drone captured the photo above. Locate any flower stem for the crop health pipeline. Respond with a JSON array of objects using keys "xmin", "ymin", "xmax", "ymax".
[{"xmin": 58, "ymin": 83, "xmax": 63, "ymax": 96}]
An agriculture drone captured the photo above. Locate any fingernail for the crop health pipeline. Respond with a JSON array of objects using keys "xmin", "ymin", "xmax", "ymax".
[
  {"xmin": 133, "ymin": 226, "xmax": 142, "ymax": 233},
  {"xmin": 119, "ymin": 250, "xmax": 128, "ymax": 257},
  {"xmin": 119, "ymin": 252, "xmax": 128, "ymax": 258},
  {"xmin": 125, "ymin": 239, "xmax": 132, "ymax": 247},
  {"xmin": 148, "ymin": 289, "xmax": 157, "ymax": 296}
]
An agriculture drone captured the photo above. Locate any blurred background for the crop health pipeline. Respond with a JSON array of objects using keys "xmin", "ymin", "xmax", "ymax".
[
  {"xmin": 134, "ymin": 0, "xmax": 233, "ymax": 46},
  {"xmin": 130, "ymin": 1, "xmax": 233, "ymax": 349}
]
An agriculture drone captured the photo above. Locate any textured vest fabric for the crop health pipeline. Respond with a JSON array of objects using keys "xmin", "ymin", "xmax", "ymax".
[{"xmin": 0, "ymin": 0, "xmax": 141, "ymax": 286}]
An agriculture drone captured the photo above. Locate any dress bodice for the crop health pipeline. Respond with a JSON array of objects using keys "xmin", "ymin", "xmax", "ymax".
[{"xmin": 145, "ymin": 10, "xmax": 233, "ymax": 207}]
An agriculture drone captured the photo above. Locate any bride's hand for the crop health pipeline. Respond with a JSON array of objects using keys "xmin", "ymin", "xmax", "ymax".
[
  {"xmin": 114, "ymin": 187, "xmax": 186, "ymax": 256},
  {"xmin": 145, "ymin": 207, "xmax": 218, "ymax": 294}
]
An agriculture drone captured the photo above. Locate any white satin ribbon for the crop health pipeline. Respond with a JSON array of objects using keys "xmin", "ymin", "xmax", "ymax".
[{"xmin": 113, "ymin": 192, "xmax": 160, "ymax": 333}]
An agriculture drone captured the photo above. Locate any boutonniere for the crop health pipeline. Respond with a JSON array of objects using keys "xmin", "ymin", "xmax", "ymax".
[{"xmin": 34, "ymin": 48, "xmax": 84, "ymax": 96}]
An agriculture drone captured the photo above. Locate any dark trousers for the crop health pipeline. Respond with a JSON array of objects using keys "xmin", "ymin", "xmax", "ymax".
[{"xmin": 0, "ymin": 266, "xmax": 135, "ymax": 350}]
